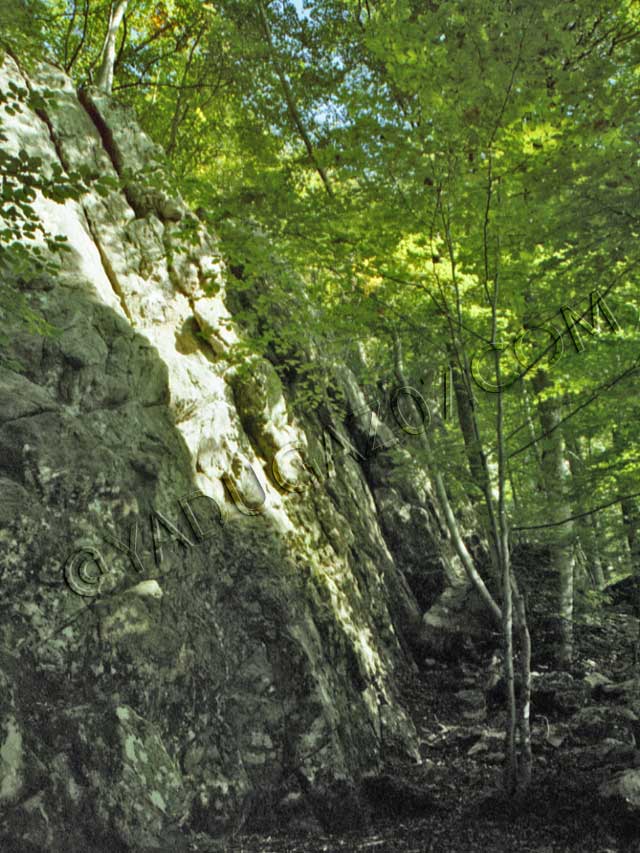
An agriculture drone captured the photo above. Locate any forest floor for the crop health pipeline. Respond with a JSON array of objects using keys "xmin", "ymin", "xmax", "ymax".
[{"xmin": 194, "ymin": 608, "xmax": 640, "ymax": 853}]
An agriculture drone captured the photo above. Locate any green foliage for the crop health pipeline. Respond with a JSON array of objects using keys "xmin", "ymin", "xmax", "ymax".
[
  {"xmin": 8, "ymin": 0, "xmax": 640, "ymax": 596},
  {"xmin": 0, "ymin": 73, "xmax": 116, "ymax": 358},
  {"xmin": 0, "ymin": 78, "xmax": 113, "ymax": 275},
  {"xmin": 1, "ymin": 85, "xmax": 64, "ymax": 272},
  {"xmin": 0, "ymin": 0, "xmax": 49, "ymax": 59}
]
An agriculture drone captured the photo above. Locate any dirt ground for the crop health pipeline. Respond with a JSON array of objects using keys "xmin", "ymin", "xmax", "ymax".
[{"xmin": 187, "ymin": 609, "xmax": 640, "ymax": 853}]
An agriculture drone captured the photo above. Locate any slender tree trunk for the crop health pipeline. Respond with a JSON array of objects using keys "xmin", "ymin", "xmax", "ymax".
[
  {"xmin": 613, "ymin": 429, "xmax": 640, "ymax": 669},
  {"xmin": 166, "ymin": 26, "xmax": 205, "ymax": 158},
  {"xmin": 521, "ymin": 378, "xmax": 543, "ymax": 468},
  {"xmin": 63, "ymin": 0, "xmax": 78, "ymax": 69},
  {"xmin": 592, "ymin": 522, "xmax": 606, "ymax": 587},
  {"xmin": 532, "ymin": 371, "xmax": 575, "ymax": 669},
  {"xmin": 451, "ymin": 349, "xmax": 505, "ymax": 585},
  {"xmin": 256, "ymin": 0, "xmax": 334, "ymax": 198},
  {"xmin": 95, "ymin": 0, "xmax": 129, "ymax": 93},
  {"xmin": 391, "ymin": 333, "xmax": 502, "ymax": 628},
  {"xmin": 586, "ymin": 520, "xmax": 606, "ymax": 590},
  {"xmin": 514, "ymin": 578, "xmax": 532, "ymax": 789},
  {"xmin": 450, "ymin": 348, "xmax": 485, "ymax": 499},
  {"xmin": 66, "ymin": 0, "xmax": 90, "ymax": 73},
  {"xmin": 492, "ymin": 342, "xmax": 519, "ymax": 794},
  {"xmin": 614, "ymin": 429, "xmax": 640, "ymax": 574},
  {"xmin": 566, "ymin": 434, "xmax": 605, "ymax": 590},
  {"xmin": 392, "ymin": 326, "xmax": 532, "ymax": 792},
  {"xmin": 620, "ymin": 497, "xmax": 640, "ymax": 569},
  {"xmin": 619, "ymin": 495, "xmax": 640, "ymax": 667},
  {"xmin": 501, "ymin": 532, "xmax": 518, "ymax": 794}
]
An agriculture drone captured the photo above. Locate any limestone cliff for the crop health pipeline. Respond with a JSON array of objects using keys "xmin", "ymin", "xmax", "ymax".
[{"xmin": 0, "ymin": 53, "xmax": 458, "ymax": 850}]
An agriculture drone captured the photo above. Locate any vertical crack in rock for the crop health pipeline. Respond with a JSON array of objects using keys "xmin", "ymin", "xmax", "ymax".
[
  {"xmin": 185, "ymin": 296, "xmax": 224, "ymax": 363},
  {"xmin": 78, "ymin": 85, "xmax": 144, "ymax": 219},
  {"xmin": 77, "ymin": 85, "xmax": 125, "ymax": 176},
  {"xmin": 82, "ymin": 207, "xmax": 134, "ymax": 323},
  {"xmin": 78, "ymin": 86, "xmax": 181, "ymax": 223},
  {"xmin": 3, "ymin": 50, "xmax": 134, "ymax": 325}
]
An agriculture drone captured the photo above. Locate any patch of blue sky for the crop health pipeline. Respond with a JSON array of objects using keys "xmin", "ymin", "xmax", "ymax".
[{"xmin": 291, "ymin": 0, "xmax": 312, "ymax": 21}]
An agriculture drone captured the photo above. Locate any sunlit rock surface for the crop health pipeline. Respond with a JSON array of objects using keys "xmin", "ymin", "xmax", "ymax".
[{"xmin": 0, "ymin": 53, "xmax": 456, "ymax": 850}]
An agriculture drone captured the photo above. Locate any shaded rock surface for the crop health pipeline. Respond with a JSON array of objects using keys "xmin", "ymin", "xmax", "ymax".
[{"xmin": 0, "ymin": 53, "xmax": 470, "ymax": 850}]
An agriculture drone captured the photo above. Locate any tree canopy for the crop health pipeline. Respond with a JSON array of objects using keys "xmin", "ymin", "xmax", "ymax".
[{"xmin": 3, "ymin": 0, "xmax": 640, "ymax": 794}]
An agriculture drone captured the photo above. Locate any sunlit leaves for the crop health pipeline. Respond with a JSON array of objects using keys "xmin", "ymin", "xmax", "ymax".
[{"xmin": 14, "ymin": 0, "xmax": 640, "ymax": 563}]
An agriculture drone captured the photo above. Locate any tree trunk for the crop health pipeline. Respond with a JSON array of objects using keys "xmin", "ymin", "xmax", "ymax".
[
  {"xmin": 501, "ymin": 530, "xmax": 518, "ymax": 794},
  {"xmin": 615, "ymin": 424, "xmax": 640, "ymax": 575},
  {"xmin": 95, "ymin": 0, "xmax": 129, "ymax": 93},
  {"xmin": 532, "ymin": 371, "xmax": 575, "ymax": 669},
  {"xmin": 256, "ymin": 0, "xmax": 334, "ymax": 197},
  {"xmin": 391, "ymin": 333, "xmax": 502, "ymax": 628},
  {"xmin": 450, "ymin": 349, "xmax": 485, "ymax": 499},
  {"xmin": 492, "ymin": 341, "xmax": 520, "ymax": 794},
  {"xmin": 613, "ymin": 430, "xmax": 640, "ymax": 670},
  {"xmin": 566, "ymin": 434, "xmax": 605, "ymax": 590},
  {"xmin": 513, "ymin": 579, "xmax": 532, "ymax": 789},
  {"xmin": 620, "ymin": 496, "xmax": 640, "ymax": 570},
  {"xmin": 393, "ymin": 328, "xmax": 531, "ymax": 793}
]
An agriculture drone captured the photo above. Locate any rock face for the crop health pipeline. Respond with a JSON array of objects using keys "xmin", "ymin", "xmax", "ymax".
[{"xmin": 0, "ymin": 53, "xmax": 457, "ymax": 849}]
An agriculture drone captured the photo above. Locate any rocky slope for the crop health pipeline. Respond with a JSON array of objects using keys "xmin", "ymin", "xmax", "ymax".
[{"xmin": 0, "ymin": 52, "xmax": 480, "ymax": 850}]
